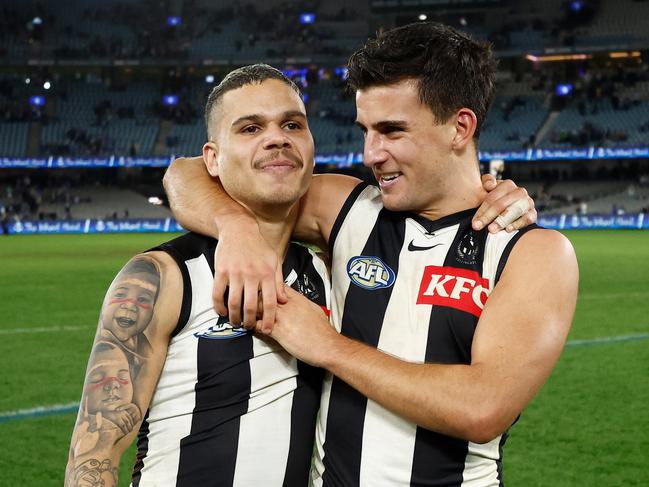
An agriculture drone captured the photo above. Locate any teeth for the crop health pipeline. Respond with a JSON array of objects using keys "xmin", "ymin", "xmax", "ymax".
[
  {"xmin": 381, "ymin": 173, "xmax": 400, "ymax": 182},
  {"xmin": 116, "ymin": 317, "xmax": 135, "ymax": 327}
]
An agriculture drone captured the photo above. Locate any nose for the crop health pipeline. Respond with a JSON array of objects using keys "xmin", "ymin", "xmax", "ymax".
[
  {"xmin": 362, "ymin": 131, "xmax": 388, "ymax": 168},
  {"xmin": 103, "ymin": 377, "xmax": 120, "ymax": 392},
  {"xmin": 120, "ymin": 299, "xmax": 137, "ymax": 311},
  {"xmin": 262, "ymin": 124, "xmax": 292, "ymax": 150}
]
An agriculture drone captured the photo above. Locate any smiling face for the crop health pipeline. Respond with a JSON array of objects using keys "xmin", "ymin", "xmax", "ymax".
[
  {"xmin": 85, "ymin": 342, "xmax": 133, "ymax": 414},
  {"xmin": 102, "ymin": 271, "xmax": 158, "ymax": 343},
  {"xmin": 356, "ymin": 79, "xmax": 459, "ymax": 217},
  {"xmin": 203, "ymin": 79, "xmax": 315, "ymax": 216}
]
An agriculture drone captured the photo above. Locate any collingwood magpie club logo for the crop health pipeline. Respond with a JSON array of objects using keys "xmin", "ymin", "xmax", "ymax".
[
  {"xmin": 456, "ymin": 231, "xmax": 479, "ymax": 265},
  {"xmin": 194, "ymin": 316, "xmax": 251, "ymax": 340},
  {"xmin": 347, "ymin": 256, "xmax": 396, "ymax": 290}
]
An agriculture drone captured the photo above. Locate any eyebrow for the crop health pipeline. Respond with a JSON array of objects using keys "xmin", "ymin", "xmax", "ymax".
[
  {"xmin": 355, "ymin": 119, "xmax": 409, "ymax": 132},
  {"xmin": 231, "ymin": 110, "xmax": 307, "ymax": 128}
]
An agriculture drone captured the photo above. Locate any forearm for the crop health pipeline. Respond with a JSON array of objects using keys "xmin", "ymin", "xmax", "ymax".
[
  {"xmin": 65, "ymin": 450, "xmax": 121, "ymax": 487},
  {"xmin": 163, "ymin": 156, "xmax": 256, "ymax": 238},
  {"xmin": 322, "ymin": 335, "xmax": 515, "ymax": 443}
]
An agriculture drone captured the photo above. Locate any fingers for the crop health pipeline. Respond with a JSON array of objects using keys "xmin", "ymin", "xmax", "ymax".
[
  {"xmin": 121, "ymin": 403, "xmax": 142, "ymax": 423},
  {"xmin": 117, "ymin": 414, "xmax": 133, "ymax": 435},
  {"xmin": 473, "ymin": 179, "xmax": 517, "ymax": 228},
  {"xmin": 276, "ymin": 266, "xmax": 287, "ymax": 304},
  {"xmin": 212, "ymin": 269, "xmax": 228, "ymax": 317},
  {"xmin": 255, "ymin": 319, "xmax": 271, "ymax": 336},
  {"xmin": 227, "ymin": 278, "xmax": 244, "ymax": 326},
  {"xmin": 485, "ymin": 189, "xmax": 530, "ymax": 233},
  {"xmin": 241, "ymin": 278, "xmax": 261, "ymax": 329},
  {"xmin": 473, "ymin": 180, "xmax": 529, "ymax": 232},
  {"xmin": 260, "ymin": 278, "xmax": 277, "ymax": 334},
  {"xmin": 481, "ymin": 173, "xmax": 497, "ymax": 191},
  {"xmin": 505, "ymin": 198, "xmax": 537, "ymax": 232}
]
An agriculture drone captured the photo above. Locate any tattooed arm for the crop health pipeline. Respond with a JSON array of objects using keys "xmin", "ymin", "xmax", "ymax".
[{"xmin": 65, "ymin": 251, "xmax": 182, "ymax": 487}]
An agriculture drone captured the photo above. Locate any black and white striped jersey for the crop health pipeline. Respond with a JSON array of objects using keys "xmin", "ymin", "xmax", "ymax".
[
  {"xmin": 130, "ymin": 232, "xmax": 330, "ymax": 487},
  {"xmin": 312, "ymin": 183, "xmax": 538, "ymax": 487}
]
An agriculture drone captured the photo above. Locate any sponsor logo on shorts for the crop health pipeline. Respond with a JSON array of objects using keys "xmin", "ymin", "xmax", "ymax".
[
  {"xmin": 194, "ymin": 316, "xmax": 251, "ymax": 340},
  {"xmin": 417, "ymin": 265, "xmax": 490, "ymax": 317},
  {"xmin": 347, "ymin": 256, "xmax": 396, "ymax": 290}
]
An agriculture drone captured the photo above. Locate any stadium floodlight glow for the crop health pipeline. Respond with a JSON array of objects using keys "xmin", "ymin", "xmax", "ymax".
[
  {"xmin": 418, "ymin": 13, "xmax": 428, "ymax": 21},
  {"xmin": 43, "ymin": 81, "xmax": 51, "ymax": 90},
  {"xmin": 526, "ymin": 53, "xmax": 591, "ymax": 62},
  {"xmin": 555, "ymin": 83, "xmax": 573, "ymax": 96},
  {"xmin": 162, "ymin": 95, "xmax": 179, "ymax": 106},
  {"xmin": 25, "ymin": 77, "xmax": 31, "ymax": 84},
  {"xmin": 148, "ymin": 196, "xmax": 164, "ymax": 206},
  {"xmin": 167, "ymin": 16, "xmax": 182, "ymax": 26},
  {"xmin": 32, "ymin": 16, "xmax": 43, "ymax": 25},
  {"xmin": 205, "ymin": 74, "xmax": 215, "ymax": 83},
  {"xmin": 299, "ymin": 13, "xmax": 315, "ymax": 24},
  {"xmin": 569, "ymin": 1, "xmax": 583, "ymax": 12},
  {"xmin": 609, "ymin": 51, "xmax": 641, "ymax": 58},
  {"xmin": 29, "ymin": 96, "xmax": 45, "ymax": 107}
]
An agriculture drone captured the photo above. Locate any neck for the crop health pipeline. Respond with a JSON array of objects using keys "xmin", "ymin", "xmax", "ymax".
[
  {"xmin": 248, "ymin": 203, "xmax": 299, "ymax": 259},
  {"xmin": 418, "ymin": 156, "xmax": 485, "ymax": 221}
]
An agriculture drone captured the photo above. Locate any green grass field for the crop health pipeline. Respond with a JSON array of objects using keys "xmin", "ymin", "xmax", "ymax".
[{"xmin": 1, "ymin": 231, "xmax": 648, "ymax": 486}]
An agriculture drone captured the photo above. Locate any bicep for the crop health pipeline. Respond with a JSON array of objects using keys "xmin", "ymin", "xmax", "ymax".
[
  {"xmin": 294, "ymin": 174, "xmax": 362, "ymax": 248},
  {"xmin": 471, "ymin": 230, "xmax": 578, "ymax": 414}
]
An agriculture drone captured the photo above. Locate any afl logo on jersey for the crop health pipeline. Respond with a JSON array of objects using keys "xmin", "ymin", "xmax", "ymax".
[
  {"xmin": 194, "ymin": 316, "xmax": 251, "ymax": 340},
  {"xmin": 347, "ymin": 256, "xmax": 395, "ymax": 290}
]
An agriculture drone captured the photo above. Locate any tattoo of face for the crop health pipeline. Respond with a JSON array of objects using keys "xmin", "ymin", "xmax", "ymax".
[
  {"xmin": 100, "ymin": 258, "xmax": 160, "ymax": 365},
  {"xmin": 72, "ymin": 458, "xmax": 118, "ymax": 487},
  {"xmin": 85, "ymin": 341, "xmax": 135, "ymax": 417},
  {"xmin": 70, "ymin": 258, "xmax": 156, "ymax": 467}
]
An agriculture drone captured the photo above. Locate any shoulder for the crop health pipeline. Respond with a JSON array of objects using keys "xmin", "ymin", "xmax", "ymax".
[
  {"xmin": 503, "ymin": 228, "xmax": 578, "ymax": 283},
  {"xmin": 153, "ymin": 232, "xmax": 217, "ymax": 259},
  {"xmin": 513, "ymin": 228, "xmax": 575, "ymax": 259}
]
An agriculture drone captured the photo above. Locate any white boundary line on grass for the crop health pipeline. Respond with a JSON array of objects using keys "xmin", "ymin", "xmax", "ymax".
[
  {"xmin": 0, "ymin": 402, "xmax": 79, "ymax": 423},
  {"xmin": 1, "ymin": 332, "xmax": 648, "ymax": 423},
  {"xmin": 565, "ymin": 332, "xmax": 649, "ymax": 347},
  {"xmin": 0, "ymin": 325, "xmax": 92, "ymax": 335}
]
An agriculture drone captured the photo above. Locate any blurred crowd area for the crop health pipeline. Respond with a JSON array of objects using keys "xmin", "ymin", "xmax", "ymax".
[
  {"xmin": 1, "ymin": 57, "xmax": 649, "ymax": 158},
  {"xmin": 2, "ymin": 160, "xmax": 649, "ymax": 226},
  {"xmin": 2, "ymin": 0, "xmax": 649, "ymax": 223},
  {"xmin": 2, "ymin": 0, "xmax": 648, "ymax": 61}
]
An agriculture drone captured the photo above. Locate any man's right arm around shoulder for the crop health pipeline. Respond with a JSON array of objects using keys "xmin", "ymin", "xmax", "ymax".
[
  {"xmin": 163, "ymin": 156, "xmax": 360, "ymax": 328},
  {"xmin": 164, "ymin": 156, "xmax": 539, "ymax": 330}
]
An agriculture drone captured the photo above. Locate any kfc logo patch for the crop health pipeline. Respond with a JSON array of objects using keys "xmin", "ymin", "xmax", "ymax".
[{"xmin": 417, "ymin": 266, "xmax": 490, "ymax": 317}]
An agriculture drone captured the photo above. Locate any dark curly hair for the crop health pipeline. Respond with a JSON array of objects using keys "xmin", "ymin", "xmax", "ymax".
[{"xmin": 347, "ymin": 22, "xmax": 497, "ymax": 139}]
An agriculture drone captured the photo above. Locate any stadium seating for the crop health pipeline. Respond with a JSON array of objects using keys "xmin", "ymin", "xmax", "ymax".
[
  {"xmin": 0, "ymin": 123, "xmax": 29, "ymax": 157},
  {"xmin": 1, "ymin": 0, "xmax": 648, "ymax": 222}
]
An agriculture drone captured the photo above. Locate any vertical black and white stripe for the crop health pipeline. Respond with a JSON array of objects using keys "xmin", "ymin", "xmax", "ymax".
[
  {"xmin": 312, "ymin": 183, "xmax": 537, "ymax": 487},
  {"xmin": 130, "ymin": 232, "xmax": 330, "ymax": 487}
]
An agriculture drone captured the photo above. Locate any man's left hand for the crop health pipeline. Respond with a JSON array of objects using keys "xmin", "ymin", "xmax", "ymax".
[{"xmin": 473, "ymin": 175, "xmax": 537, "ymax": 233}]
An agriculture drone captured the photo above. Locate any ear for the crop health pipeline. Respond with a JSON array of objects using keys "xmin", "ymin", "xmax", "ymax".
[
  {"xmin": 202, "ymin": 141, "xmax": 219, "ymax": 177},
  {"xmin": 452, "ymin": 108, "xmax": 478, "ymax": 151}
]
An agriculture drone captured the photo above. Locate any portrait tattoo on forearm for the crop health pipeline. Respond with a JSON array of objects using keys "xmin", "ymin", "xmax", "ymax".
[{"xmin": 67, "ymin": 257, "xmax": 161, "ymax": 485}]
